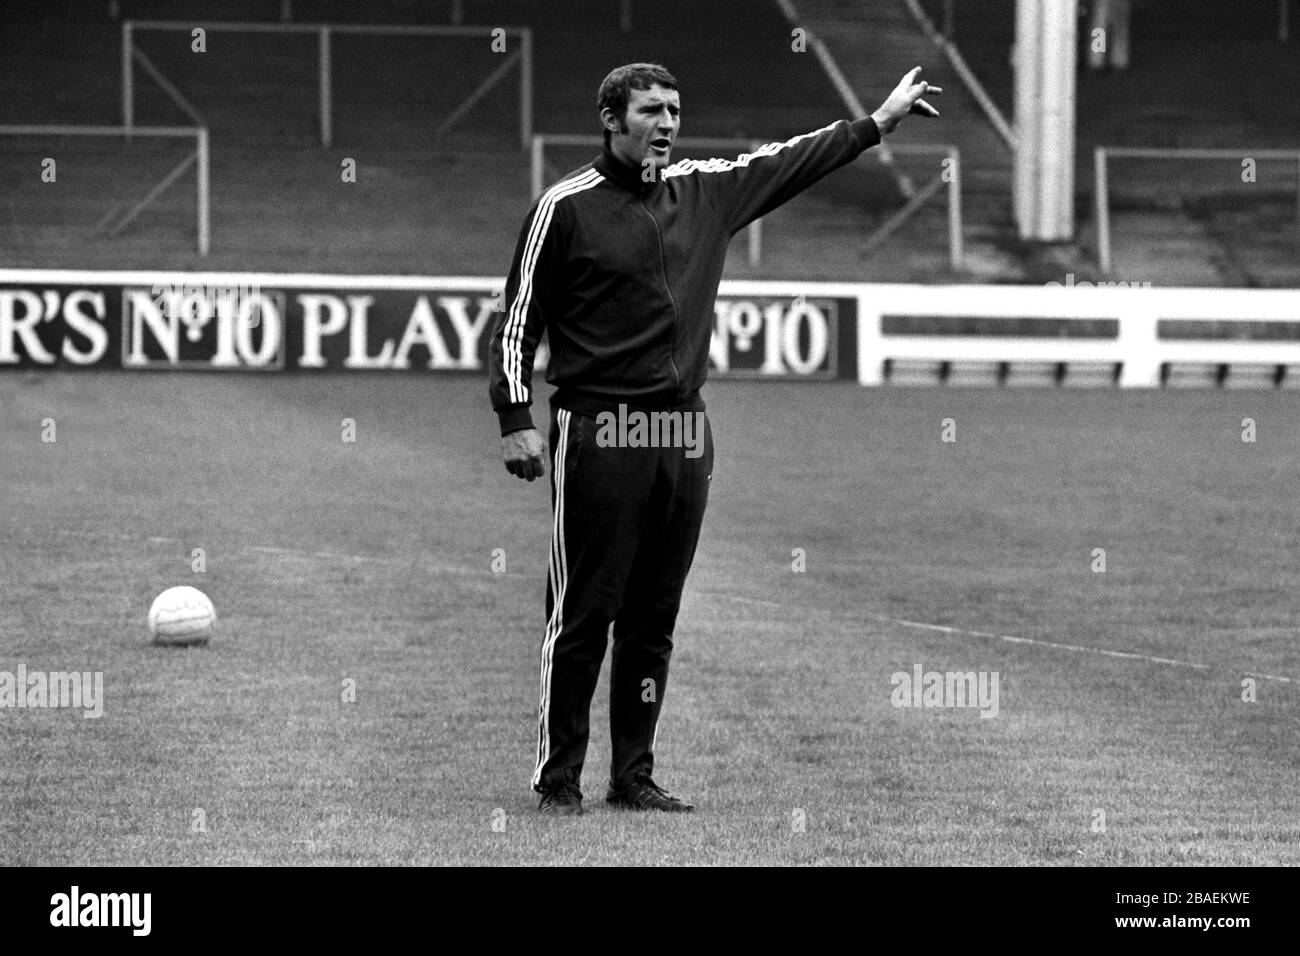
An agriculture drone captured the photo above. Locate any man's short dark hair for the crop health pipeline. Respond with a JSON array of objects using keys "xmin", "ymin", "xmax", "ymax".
[{"xmin": 597, "ymin": 62, "xmax": 678, "ymax": 148}]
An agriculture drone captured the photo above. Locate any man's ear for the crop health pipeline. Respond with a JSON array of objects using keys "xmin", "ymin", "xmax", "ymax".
[{"xmin": 599, "ymin": 108, "xmax": 621, "ymax": 134}]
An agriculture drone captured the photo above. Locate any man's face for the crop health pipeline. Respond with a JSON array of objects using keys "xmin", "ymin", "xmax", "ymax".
[{"xmin": 604, "ymin": 83, "xmax": 680, "ymax": 171}]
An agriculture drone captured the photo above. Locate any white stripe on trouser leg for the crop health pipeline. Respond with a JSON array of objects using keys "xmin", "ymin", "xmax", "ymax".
[{"xmin": 532, "ymin": 409, "xmax": 571, "ymax": 788}]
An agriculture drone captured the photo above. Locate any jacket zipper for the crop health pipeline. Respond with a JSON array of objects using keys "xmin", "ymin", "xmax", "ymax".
[{"xmin": 640, "ymin": 198, "xmax": 681, "ymax": 396}]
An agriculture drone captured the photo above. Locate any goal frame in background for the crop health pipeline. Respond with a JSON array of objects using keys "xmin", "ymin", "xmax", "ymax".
[
  {"xmin": 122, "ymin": 20, "xmax": 534, "ymax": 149},
  {"xmin": 1094, "ymin": 146, "xmax": 1300, "ymax": 274},
  {"xmin": 0, "ymin": 125, "xmax": 209, "ymax": 255}
]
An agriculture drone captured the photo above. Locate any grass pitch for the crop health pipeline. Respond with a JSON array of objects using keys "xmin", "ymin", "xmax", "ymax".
[{"xmin": 1, "ymin": 372, "xmax": 1297, "ymax": 865}]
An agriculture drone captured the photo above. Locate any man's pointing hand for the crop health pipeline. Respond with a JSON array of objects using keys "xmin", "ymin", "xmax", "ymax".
[{"xmin": 871, "ymin": 66, "xmax": 943, "ymax": 135}]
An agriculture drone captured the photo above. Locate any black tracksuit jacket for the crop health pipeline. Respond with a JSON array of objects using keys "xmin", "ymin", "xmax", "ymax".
[{"xmin": 488, "ymin": 116, "xmax": 882, "ymax": 435}]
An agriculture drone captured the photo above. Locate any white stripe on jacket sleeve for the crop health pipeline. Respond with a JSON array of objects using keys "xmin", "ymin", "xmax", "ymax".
[{"xmin": 502, "ymin": 171, "xmax": 603, "ymax": 405}]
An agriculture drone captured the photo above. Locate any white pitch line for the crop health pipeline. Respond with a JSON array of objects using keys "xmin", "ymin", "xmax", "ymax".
[
  {"xmin": 698, "ymin": 589, "xmax": 1295, "ymax": 685},
  {"xmin": 706, "ymin": 593, "xmax": 787, "ymax": 611},
  {"xmin": 137, "ymin": 535, "xmax": 528, "ymax": 576},
  {"xmin": 876, "ymin": 615, "xmax": 1294, "ymax": 685},
  {"xmin": 883, "ymin": 615, "xmax": 1213, "ymax": 671},
  {"xmin": 235, "ymin": 544, "xmax": 530, "ymax": 577}
]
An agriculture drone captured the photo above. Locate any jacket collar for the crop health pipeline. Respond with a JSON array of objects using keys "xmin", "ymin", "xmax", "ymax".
[{"xmin": 595, "ymin": 147, "xmax": 662, "ymax": 195}]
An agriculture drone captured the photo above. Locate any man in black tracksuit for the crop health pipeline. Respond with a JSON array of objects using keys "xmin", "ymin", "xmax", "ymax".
[{"xmin": 488, "ymin": 62, "xmax": 940, "ymax": 814}]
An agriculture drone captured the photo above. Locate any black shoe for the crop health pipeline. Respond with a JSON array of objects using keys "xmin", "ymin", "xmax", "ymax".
[
  {"xmin": 605, "ymin": 776, "xmax": 694, "ymax": 813},
  {"xmin": 538, "ymin": 780, "xmax": 584, "ymax": 815}
]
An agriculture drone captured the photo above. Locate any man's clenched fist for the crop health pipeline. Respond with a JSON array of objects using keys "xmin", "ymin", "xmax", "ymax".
[
  {"xmin": 871, "ymin": 66, "xmax": 943, "ymax": 135},
  {"xmin": 503, "ymin": 427, "xmax": 547, "ymax": 482}
]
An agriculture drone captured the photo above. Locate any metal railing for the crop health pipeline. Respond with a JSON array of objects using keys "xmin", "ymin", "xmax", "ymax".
[
  {"xmin": 770, "ymin": 0, "xmax": 906, "ymax": 194},
  {"xmin": 849, "ymin": 281, "xmax": 1300, "ymax": 387},
  {"xmin": 902, "ymin": 0, "xmax": 1017, "ymax": 151}
]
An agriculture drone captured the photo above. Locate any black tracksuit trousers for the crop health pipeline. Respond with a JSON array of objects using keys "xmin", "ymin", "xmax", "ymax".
[{"xmin": 532, "ymin": 402, "xmax": 713, "ymax": 793}]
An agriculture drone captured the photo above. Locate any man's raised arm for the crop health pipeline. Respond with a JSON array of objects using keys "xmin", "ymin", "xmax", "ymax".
[{"xmin": 684, "ymin": 67, "xmax": 942, "ymax": 234}]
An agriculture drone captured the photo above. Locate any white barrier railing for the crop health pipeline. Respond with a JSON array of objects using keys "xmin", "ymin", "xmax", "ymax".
[
  {"xmin": 1, "ymin": 271, "xmax": 1292, "ymax": 385},
  {"xmin": 850, "ymin": 282, "xmax": 1300, "ymax": 386}
]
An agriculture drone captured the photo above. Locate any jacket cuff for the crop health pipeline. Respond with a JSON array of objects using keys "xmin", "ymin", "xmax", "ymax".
[
  {"xmin": 849, "ymin": 116, "xmax": 882, "ymax": 150},
  {"xmin": 498, "ymin": 405, "xmax": 535, "ymax": 436}
]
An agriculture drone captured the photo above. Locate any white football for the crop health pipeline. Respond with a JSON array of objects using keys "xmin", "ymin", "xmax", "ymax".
[{"xmin": 148, "ymin": 586, "xmax": 217, "ymax": 646}]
